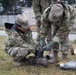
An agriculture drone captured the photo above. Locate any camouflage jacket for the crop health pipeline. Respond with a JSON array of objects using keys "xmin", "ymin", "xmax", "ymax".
[
  {"xmin": 33, "ymin": 0, "xmax": 57, "ymax": 21},
  {"xmin": 41, "ymin": 4, "xmax": 76, "ymax": 42},
  {"xmin": 5, "ymin": 24, "xmax": 35, "ymax": 49}
]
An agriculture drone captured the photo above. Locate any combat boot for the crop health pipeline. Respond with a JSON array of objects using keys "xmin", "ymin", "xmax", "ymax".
[
  {"xmin": 13, "ymin": 58, "xmax": 22, "ymax": 66},
  {"xmin": 62, "ymin": 54, "xmax": 68, "ymax": 60},
  {"xmin": 48, "ymin": 51, "xmax": 59, "ymax": 64},
  {"xmin": 28, "ymin": 56, "xmax": 49, "ymax": 67},
  {"xmin": 57, "ymin": 54, "xmax": 68, "ymax": 66},
  {"xmin": 13, "ymin": 57, "xmax": 29, "ymax": 66},
  {"xmin": 36, "ymin": 57, "xmax": 49, "ymax": 67}
]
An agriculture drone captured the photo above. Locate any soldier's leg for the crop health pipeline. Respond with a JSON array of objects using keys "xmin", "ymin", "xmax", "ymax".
[
  {"xmin": 48, "ymin": 42, "xmax": 60, "ymax": 64},
  {"xmin": 60, "ymin": 38, "xmax": 69, "ymax": 62},
  {"xmin": 5, "ymin": 47, "xmax": 29, "ymax": 59},
  {"xmin": 5, "ymin": 46, "xmax": 35, "ymax": 66},
  {"xmin": 61, "ymin": 37, "xmax": 75, "ymax": 57},
  {"xmin": 67, "ymin": 38, "xmax": 75, "ymax": 55},
  {"xmin": 56, "ymin": 37, "xmax": 70, "ymax": 65}
]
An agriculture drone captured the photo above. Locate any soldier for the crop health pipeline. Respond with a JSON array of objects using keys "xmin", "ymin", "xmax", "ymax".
[
  {"xmin": 40, "ymin": 1, "xmax": 76, "ymax": 64},
  {"xmin": 33, "ymin": 0, "xmax": 58, "ymax": 60},
  {"xmin": 33, "ymin": 0, "xmax": 57, "ymax": 42},
  {"xmin": 4, "ymin": 14, "xmax": 49, "ymax": 66}
]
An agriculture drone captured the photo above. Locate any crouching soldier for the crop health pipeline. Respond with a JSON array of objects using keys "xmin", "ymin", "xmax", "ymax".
[
  {"xmin": 4, "ymin": 14, "xmax": 49, "ymax": 66},
  {"xmin": 39, "ymin": 1, "xmax": 76, "ymax": 64}
]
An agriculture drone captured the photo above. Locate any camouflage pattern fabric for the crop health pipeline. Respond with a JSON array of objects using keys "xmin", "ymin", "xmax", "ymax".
[
  {"xmin": 41, "ymin": 4, "xmax": 76, "ymax": 54},
  {"xmin": 5, "ymin": 27, "xmax": 36, "ymax": 61},
  {"xmin": 33, "ymin": 0, "xmax": 57, "ymax": 21},
  {"xmin": 33, "ymin": 0, "xmax": 57, "ymax": 41}
]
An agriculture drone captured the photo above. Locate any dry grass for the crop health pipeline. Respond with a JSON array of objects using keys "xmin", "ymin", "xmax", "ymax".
[
  {"xmin": 0, "ymin": 25, "xmax": 4, "ymax": 30},
  {"xmin": 0, "ymin": 36, "xmax": 76, "ymax": 75}
]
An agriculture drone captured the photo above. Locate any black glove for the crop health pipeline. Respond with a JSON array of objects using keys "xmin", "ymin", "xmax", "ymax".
[
  {"xmin": 35, "ymin": 47, "xmax": 44, "ymax": 58},
  {"xmin": 34, "ymin": 37, "xmax": 45, "ymax": 58}
]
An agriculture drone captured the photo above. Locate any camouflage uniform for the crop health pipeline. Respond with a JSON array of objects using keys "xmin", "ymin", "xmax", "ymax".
[
  {"xmin": 5, "ymin": 24, "xmax": 36, "ymax": 61},
  {"xmin": 41, "ymin": 4, "xmax": 76, "ymax": 54},
  {"xmin": 33, "ymin": 0, "xmax": 57, "ymax": 42}
]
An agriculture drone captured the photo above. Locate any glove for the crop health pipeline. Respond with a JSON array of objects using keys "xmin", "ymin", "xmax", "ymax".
[
  {"xmin": 34, "ymin": 48, "xmax": 44, "ymax": 58},
  {"xmin": 39, "ymin": 37, "xmax": 45, "ymax": 47},
  {"xmin": 43, "ymin": 41, "xmax": 54, "ymax": 51},
  {"xmin": 34, "ymin": 37, "xmax": 45, "ymax": 58},
  {"xmin": 36, "ymin": 50, "xmax": 44, "ymax": 58}
]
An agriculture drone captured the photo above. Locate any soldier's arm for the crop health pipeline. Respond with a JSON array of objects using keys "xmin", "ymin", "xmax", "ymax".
[
  {"xmin": 53, "ymin": 21, "xmax": 69, "ymax": 43},
  {"xmin": 33, "ymin": 0, "xmax": 42, "ymax": 21},
  {"xmin": 40, "ymin": 6, "xmax": 52, "ymax": 39},
  {"xmin": 41, "ymin": 19, "xmax": 51, "ymax": 39},
  {"xmin": 28, "ymin": 30, "xmax": 37, "ymax": 48}
]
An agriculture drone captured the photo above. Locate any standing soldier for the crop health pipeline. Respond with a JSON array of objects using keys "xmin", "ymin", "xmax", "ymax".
[
  {"xmin": 33, "ymin": 0, "xmax": 74, "ymax": 59},
  {"xmin": 33, "ymin": 0, "xmax": 57, "ymax": 42},
  {"xmin": 40, "ymin": 1, "xmax": 76, "ymax": 64}
]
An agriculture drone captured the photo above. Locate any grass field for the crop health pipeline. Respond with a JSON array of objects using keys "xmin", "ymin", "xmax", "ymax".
[
  {"xmin": 0, "ymin": 36, "xmax": 76, "ymax": 75},
  {"xmin": 0, "ymin": 25, "xmax": 4, "ymax": 30}
]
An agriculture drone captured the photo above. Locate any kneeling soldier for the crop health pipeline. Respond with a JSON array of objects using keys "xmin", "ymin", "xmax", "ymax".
[{"xmin": 4, "ymin": 14, "xmax": 49, "ymax": 66}]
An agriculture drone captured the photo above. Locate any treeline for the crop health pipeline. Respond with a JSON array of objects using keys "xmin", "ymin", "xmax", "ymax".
[{"xmin": 0, "ymin": 0, "xmax": 33, "ymax": 15}]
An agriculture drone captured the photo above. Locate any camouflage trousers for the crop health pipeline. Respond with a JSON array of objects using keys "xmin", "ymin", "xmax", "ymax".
[
  {"xmin": 53, "ymin": 37, "xmax": 73, "ymax": 54},
  {"xmin": 5, "ymin": 46, "xmax": 35, "ymax": 61},
  {"xmin": 49, "ymin": 26, "xmax": 74, "ymax": 54}
]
